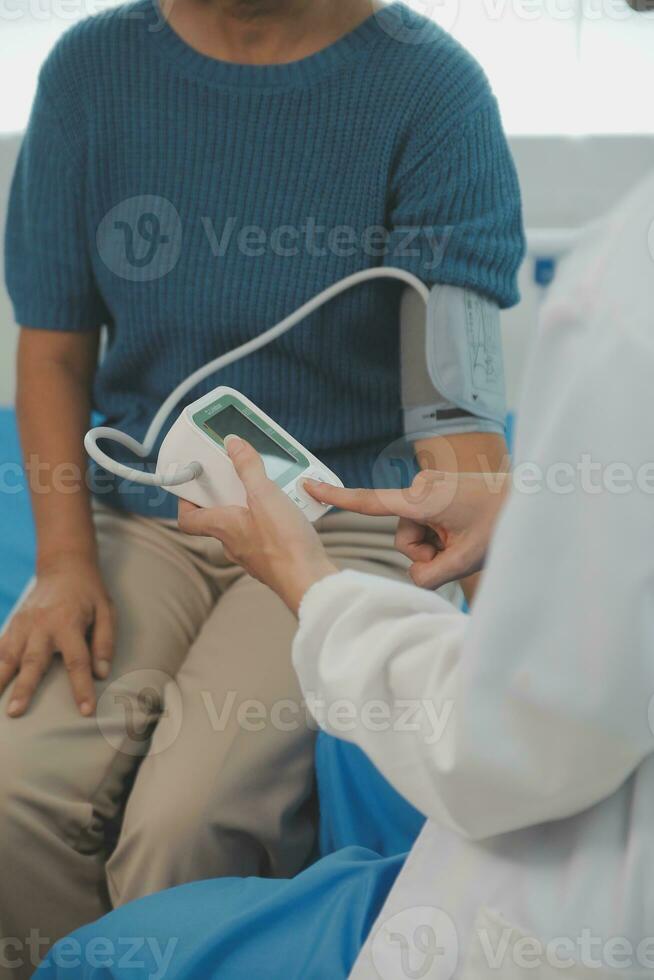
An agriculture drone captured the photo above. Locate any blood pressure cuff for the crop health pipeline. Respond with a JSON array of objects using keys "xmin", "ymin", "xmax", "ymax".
[{"xmin": 401, "ymin": 284, "xmax": 507, "ymax": 440}]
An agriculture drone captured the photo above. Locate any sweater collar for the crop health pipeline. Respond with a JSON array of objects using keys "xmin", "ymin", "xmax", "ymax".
[{"xmin": 138, "ymin": 0, "xmax": 399, "ymax": 90}]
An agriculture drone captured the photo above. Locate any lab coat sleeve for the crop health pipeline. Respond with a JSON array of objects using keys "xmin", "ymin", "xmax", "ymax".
[{"xmin": 293, "ymin": 227, "xmax": 654, "ymax": 838}]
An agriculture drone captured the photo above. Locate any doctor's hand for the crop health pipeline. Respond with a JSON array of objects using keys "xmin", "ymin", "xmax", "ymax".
[
  {"xmin": 305, "ymin": 470, "xmax": 510, "ymax": 592},
  {"xmin": 178, "ymin": 436, "xmax": 339, "ymax": 615}
]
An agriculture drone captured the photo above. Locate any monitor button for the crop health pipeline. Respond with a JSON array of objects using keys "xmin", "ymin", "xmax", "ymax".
[
  {"xmin": 304, "ymin": 469, "xmax": 334, "ymax": 485},
  {"xmin": 312, "ymin": 474, "xmax": 342, "ymax": 492},
  {"xmin": 289, "ymin": 490, "xmax": 308, "ymax": 510}
]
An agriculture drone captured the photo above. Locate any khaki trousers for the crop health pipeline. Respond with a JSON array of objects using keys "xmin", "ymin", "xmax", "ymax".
[{"xmin": 0, "ymin": 505, "xmax": 412, "ymax": 979}]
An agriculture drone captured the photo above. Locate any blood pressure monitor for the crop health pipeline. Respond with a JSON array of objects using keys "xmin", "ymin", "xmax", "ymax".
[
  {"xmin": 85, "ymin": 267, "xmax": 504, "ymax": 526},
  {"xmin": 157, "ymin": 386, "xmax": 344, "ymax": 522}
]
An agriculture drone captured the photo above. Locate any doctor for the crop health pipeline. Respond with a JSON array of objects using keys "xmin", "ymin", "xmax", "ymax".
[
  {"xmin": 37, "ymin": 168, "xmax": 654, "ymax": 977},
  {"xmin": 182, "ymin": 177, "xmax": 654, "ymax": 970}
]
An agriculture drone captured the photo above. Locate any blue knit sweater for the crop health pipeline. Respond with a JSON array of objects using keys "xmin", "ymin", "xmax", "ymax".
[{"xmin": 5, "ymin": 0, "xmax": 524, "ymax": 518}]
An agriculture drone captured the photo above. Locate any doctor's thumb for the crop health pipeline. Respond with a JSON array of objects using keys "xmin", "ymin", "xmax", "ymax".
[
  {"xmin": 409, "ymin": 550, "xmax": 470, "ymax": 592},
  {"xmin": 225, "ymin": 435, "xmax": 268, "ymax": 492}
]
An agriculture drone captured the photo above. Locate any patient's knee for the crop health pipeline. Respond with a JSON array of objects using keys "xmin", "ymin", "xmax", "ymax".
[
  {"xmin": 0, "ymin": 721, "xmax": 89, "ymax": 859},
  {"xmin": 0, "ymin": 730, "xmax": 32, "ymax": 840}
]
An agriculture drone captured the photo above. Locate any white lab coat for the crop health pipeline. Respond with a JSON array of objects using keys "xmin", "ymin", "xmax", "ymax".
[{"xmin": 292, "ymin": 173, "xmax": 654, "ymax": 979}]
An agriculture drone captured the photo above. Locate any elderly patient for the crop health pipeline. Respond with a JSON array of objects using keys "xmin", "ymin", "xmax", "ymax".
[{"xmin": 36, "ymin": 163, "xmax": 654, "ymax": 978}]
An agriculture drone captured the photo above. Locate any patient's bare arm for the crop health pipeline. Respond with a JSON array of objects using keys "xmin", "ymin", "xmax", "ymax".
[{"xmin": 0, "ymin": 329, "xmax": 114, "ymax": 718}]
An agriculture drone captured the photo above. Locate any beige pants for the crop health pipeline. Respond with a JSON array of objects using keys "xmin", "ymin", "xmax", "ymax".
[{"xmin": 0, "ymin": 504, "xmax": 411, "ymax": 979}]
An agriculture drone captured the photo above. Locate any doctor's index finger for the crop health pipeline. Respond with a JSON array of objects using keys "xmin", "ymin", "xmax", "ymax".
[{"xmin": 303, "ymin": 481, "xmax": 435, "ymax": 520}]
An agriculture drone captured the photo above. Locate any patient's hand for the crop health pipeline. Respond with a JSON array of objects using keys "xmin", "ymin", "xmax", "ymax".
[
  {"xmin": 0, "ymin": 557, "xmax": 115, "ymax": 718},
  {"xmin": 178, "ymin": 437, "xmax": 338, "ymax": 614},
  {"xmin": 305, "ymin": 470, "xmax": 510, "ymax": 592}
]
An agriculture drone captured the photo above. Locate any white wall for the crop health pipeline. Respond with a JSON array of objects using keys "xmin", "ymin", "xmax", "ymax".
[
  {"xmin": 0, "ymin": 136, "xmax": 20, "ymax": 406},
  {"xmin": 503, "ymin": 135, "xmax": 654, "ymax": 407},
  {"xmin": 1, "ymin": 134, "xmax": 653, "ymax": 409}
]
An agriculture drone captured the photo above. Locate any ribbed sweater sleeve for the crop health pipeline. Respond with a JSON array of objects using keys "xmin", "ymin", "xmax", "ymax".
[
  {"xmin": 4, "ymin": 67, "xmax": 107, "ymax": 331},
  {"xmin": 386, "ymin": 88, "xmax": 524, "ymax": 306}
]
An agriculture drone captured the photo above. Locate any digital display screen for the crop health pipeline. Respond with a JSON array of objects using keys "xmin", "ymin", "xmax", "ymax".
[{"xmin": 204, "ymin": 405, "xmax": 301, "ymax": 485}]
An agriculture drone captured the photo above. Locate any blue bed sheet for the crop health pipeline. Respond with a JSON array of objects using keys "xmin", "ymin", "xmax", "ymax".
[{"xmin": 0, "ymin": 408, "xmax": 34, "ymax": 625}]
